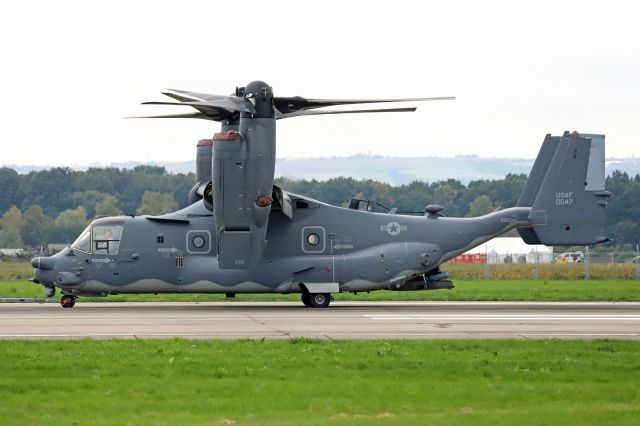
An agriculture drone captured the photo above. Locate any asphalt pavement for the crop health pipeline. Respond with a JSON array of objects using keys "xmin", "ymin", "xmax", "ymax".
[{"xmin": 1, "ymin": 301, "xmax": 639, "ymax": 340}]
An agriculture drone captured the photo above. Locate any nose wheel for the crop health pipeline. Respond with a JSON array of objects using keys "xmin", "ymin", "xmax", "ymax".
[{"xmin": 60, "ymin": 295, "xmax": 76, "ymax": 308}]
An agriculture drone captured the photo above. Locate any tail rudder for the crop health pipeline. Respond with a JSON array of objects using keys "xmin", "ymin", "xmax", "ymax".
[{"xmin": 517, "ymin": 131, "xmax": 611, "ymax": 246}]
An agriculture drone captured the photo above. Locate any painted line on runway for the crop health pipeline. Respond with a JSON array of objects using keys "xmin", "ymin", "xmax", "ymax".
[
  {"xmin": 0, "ymin": 315, "xmax": 367, "ymax": 322},
  {"xmin": 365, "ymin": 314, "xmax": 640, "ymax": 321},
  {"xmin": 3, "ymin": 314, "xmax": 640, "ymax": 322}
]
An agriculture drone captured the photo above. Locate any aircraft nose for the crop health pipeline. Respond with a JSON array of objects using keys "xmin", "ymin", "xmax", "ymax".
[{"xmin": 31, "ymin": 256, "xmax": 56, "ymax": 271}]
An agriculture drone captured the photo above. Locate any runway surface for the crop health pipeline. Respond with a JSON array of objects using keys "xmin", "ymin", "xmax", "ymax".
[{"xmin": 1, "ymin": 301, "xmax": 639, "ymax": 340}]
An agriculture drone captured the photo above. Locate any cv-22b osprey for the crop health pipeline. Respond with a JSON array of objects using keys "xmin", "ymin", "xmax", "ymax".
[{"xmin": 31, "ymin": 81, "xmax": 611, "ymax": 308}]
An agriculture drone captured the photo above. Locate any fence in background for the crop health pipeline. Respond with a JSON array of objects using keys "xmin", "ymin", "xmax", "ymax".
[{"xmin": 444, "ymin": 249, "xmax": 640, "ymax": 280}]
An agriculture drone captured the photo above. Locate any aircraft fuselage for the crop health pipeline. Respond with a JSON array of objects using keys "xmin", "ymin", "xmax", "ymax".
[{"xmin": 33, "ymin": 194, "xmax": 530, "ymax": 297}]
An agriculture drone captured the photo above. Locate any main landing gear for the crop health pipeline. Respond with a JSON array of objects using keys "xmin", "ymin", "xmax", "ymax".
[
  {"xmin": 301, "ymin": 292, "xmax": 331, "ymax": 308},
  {"xmin": 60, "ymin": 295, "xmax": 76, "ymax": 308}
]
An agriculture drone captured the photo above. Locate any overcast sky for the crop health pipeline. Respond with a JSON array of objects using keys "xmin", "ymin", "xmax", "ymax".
[{"xmin": 1, "ymin": 0, "xmax": 638, "ymax": 167}]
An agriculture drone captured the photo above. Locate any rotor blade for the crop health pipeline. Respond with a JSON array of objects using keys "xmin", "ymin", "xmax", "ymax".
[
  {"xmin": 165, "ymin": 88, "xmax": 231, "ymax": 102},
  {"xmin": 161, "ymin": 92, "xmax": 201, "ymax": 103},
  {"xmin": 274, "ymin": 96, "xmax": 455, "ymax": 114},
  {"xmin": 126, "ymin": 112, "xmax": 212, "ymax": 120},
  {"xmin": 276, "ymin": 107, "xmax": 417, "ymax": 119},
  {"xmin": 142, "ymin": 99, "xmax": 256, "ymax": 114}
]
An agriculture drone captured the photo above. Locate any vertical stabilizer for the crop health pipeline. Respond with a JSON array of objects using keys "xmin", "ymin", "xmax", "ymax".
[{"xmin": 518, "ymin": 132, "xmax": 611, "ymax": 246}]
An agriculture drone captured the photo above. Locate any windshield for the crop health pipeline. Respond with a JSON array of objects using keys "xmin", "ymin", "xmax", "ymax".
[
  {"xmin": 71, "ymin": 226, "xmax": 92, "ymax": 253},
  {"xmin": 92, "ymin": 225, "xmax": 123, "ymax": 256}
]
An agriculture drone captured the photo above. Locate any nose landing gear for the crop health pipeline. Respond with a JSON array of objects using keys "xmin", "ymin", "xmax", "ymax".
[{"xmin": 60, "ymin": 295, "xmax": 77, "ymax": 308}]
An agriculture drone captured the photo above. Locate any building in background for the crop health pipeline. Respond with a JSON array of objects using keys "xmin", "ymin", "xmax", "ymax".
[
  {"xmin": 0, "ymin": 248, "xmax": 25, "ymax": 258},
  {"xmin": 450, "ymin": 237, "xmax": 553, "ymax": 264},
  {"xmin": 47, "ymin": 244, "xmax": 68, "ymax": 255}
]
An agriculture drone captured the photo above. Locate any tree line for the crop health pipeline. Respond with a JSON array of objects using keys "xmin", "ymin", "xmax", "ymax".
[
  {"xmin": 0, "ymin": 166, "xmax": 187, "ymax": 248},
  {"xmin": 0, "ymin": 166, "xmax": 638, "ymax": 248}
]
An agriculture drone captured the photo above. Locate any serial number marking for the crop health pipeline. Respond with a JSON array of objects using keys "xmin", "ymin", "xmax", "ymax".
[{"xmin": 555, "ymin": 191, "xmax": 574, "ymax": 206}]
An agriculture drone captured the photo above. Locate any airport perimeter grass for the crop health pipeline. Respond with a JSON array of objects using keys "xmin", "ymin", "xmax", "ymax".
[
  {"xmin": 2, "ymin": 279, "xmax": 640, "ymax": 302},
  {"xmin": 0, "ymin": 339, "xmax": 638, "ymax": 425}
]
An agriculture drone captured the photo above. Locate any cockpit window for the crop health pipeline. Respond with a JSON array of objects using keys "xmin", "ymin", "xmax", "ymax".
[
  {"xmin": 92, "ymin": 225, "xmax": 123, "ymax": 256},
  {"xmin": 71, "ymin": 226, "xmax": 92, "ymax": 253}
]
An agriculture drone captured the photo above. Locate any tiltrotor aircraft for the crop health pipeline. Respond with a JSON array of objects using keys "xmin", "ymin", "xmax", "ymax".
[{"xmin": 31, "ymin": 80, "xmax": 611, "ymax": 308}]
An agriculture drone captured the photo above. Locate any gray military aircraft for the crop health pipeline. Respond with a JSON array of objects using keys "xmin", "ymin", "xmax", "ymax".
[{"xmin": 31, "ymin": 81, "xmax": 611, "ymax": 308}]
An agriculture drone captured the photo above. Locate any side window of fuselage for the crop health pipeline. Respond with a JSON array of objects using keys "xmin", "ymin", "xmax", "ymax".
[{"xmin": 93, "ymin": 225, "xmax": 123, "ymax": 256}]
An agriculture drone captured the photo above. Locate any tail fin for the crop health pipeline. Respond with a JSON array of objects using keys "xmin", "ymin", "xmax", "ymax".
[{"xmin": 517, "ymin": 131, "xmax": 611, "ymax": 246}]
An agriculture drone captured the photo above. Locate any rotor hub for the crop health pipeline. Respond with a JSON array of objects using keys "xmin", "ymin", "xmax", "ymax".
[{"xmin": 243, "ymin": 80, "xmax": 274, "ymax": 118}]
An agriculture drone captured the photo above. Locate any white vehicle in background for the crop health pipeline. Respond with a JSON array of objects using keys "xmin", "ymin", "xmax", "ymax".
[{"xmin": 554, "ymin": 252, "xmax": 585, "ymax": 264}]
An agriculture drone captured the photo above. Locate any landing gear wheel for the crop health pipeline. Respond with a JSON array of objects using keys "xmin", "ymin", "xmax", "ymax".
[
  {"xmin": 301, "ymin": 292, "xmax": 312, "ymax": 307},
  {"xmin": 60, "ymin": 295, "xmax": 76, "ymax": 308},
  {"xmin": 308, "ymin": 293, "xmax": 331, "ymax": 308}
]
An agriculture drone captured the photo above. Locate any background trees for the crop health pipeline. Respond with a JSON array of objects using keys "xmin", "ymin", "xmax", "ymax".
[
  {"xmin": 136, "ymin": 192, "xmax": 179, "ymax": 216},
  {"xmin": 0, "ymin": 206, "xmax": 23, "ymax": 247},
  {"xmin": 22, "ymin": 205, "xmax": 53, "ymax": 248},
  {"xmin": 51, "ymin": 207, "xmax": 88, "ymax": 244},
  {"xmin": 0, "ymin": 166, "xmax": 637, "ymax": 248}
]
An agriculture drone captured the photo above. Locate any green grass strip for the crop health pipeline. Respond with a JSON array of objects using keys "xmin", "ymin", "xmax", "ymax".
[{"xmin": 0, "ymin": 339, "xmax": 638, "ymax": 425}]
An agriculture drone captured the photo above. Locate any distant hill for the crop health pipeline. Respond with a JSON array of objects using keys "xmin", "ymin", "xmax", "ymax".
[{"xmin": 5, "ymin": 155, "xmax": 639, "ymax": 185}]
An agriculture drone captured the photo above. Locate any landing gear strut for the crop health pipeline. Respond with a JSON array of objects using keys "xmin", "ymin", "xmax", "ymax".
[
  {"xmin": 301, "ymin": 292, "xmax": 312, "ymax": 307},
  {"xmin": 60, "ymin": 295, "xmax": 76, "ymax": 308},
  {"xmin": 301, "ymin": 292, "xmax": 331, "ymax": 308}
]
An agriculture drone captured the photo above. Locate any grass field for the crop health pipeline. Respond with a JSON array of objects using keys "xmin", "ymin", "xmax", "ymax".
[
  {"xmin": 0, "ymin": 280, "xmax": 640, "ymax": 302},
  {"xmin": 0, "ymin": 339, "xmax": 638, "ymax": 425},
  {"xmin": 0, "ymin": 261, "xmax": 32, "ymax": 280},
  {"xmin": 2, "ymin": 279, "xmax": 640, "ymax": 302}
]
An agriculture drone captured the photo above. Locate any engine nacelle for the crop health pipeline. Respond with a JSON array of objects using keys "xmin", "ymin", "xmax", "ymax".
[
  {"xmin": 188, "ymin": 139, "xmax": 214, "ymax": 209},
  {"xmin": 212, "ymin": 117, "xmax": 275, "ymax": 269},
  {"xmin": 195, "ymin": 138, "xmax": 213, "ymax": 183}
]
